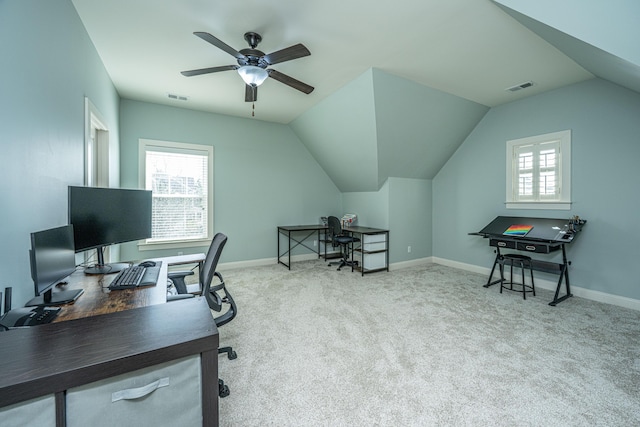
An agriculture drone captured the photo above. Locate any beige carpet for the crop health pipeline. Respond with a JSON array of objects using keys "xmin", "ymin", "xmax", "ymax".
[{"xmin": 214, "ymin": 260, "xmax": 640, "ymax": 426}]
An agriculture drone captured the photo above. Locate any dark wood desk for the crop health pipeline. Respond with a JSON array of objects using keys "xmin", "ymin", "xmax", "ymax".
[
  {"xmin": 0, "ymin": 254, "xmax": 217, "ymax": 426},
  {"xmin": 53, "ymin": 263, "xmax": 166, "ymax": 322},
  {"xmin": 54, "ymin": 253, "xmax": 205, "ymax": 322}
]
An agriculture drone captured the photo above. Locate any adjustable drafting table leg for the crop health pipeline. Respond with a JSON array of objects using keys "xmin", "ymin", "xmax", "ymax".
[
  {"xmin": 484, "ymin": 248, "xmax": 504, "ymax": 288},
  {"xmin": 549, "ymin": 245, "xmax": 573, "ymax": 306}
]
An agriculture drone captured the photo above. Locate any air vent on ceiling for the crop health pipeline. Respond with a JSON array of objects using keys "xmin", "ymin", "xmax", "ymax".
[
  {"xmin": 167, "ymin": 93, "xmax": 189, "ymax": 101},
  {"xmin": 505, "ymin": 81, "xmax": 534, "ymax": 92}
]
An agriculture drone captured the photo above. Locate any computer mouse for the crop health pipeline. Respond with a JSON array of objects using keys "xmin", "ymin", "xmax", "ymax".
[{"xmin": 139, "ymin": 261, "xmax": 156, "ymax": 268}]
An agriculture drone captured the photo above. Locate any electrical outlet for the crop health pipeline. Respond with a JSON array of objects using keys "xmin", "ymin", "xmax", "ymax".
[
  {"xmin": 314, "ymin": 240, "xmax": 317, "ymax": 246},
  {"xmin": 408, "ymin": 246, "xmax": 411, "ymax": 253},
  {"xmin": 178, "ymin": 251, "xmax": 184, "ymax": 256}
]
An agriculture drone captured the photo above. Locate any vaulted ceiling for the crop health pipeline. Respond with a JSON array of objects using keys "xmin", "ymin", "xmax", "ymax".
[
  {"xmin": 71, "ymin": 0, "xmax": 597, "ymax": 124},
  {"xmin": 71, "ymin": 0, "xmax": 640, "ymax": 192}
]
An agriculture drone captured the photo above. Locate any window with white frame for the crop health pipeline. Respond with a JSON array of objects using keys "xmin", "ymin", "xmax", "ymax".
[
  {"xmin": 506, "ymin": 130, "xmax": 571, "ymax": 210},
  {"xmin": 139, "ymin": 139, "xmax": 214, "ymax": 250}
]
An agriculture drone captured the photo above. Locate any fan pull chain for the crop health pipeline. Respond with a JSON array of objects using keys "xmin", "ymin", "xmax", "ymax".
[{"xmin": 252, "ymin": 102, "xmax": 255, "ymax": 117}]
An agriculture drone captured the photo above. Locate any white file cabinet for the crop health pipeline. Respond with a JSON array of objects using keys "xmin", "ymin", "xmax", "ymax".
[{"xmin": 66, "ymin": 355, "xmax": 202, "ymax": 427}]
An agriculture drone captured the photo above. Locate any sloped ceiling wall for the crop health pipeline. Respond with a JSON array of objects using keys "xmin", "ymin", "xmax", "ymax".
[
  {"xmin": 290, "ymin": 68, "xmax": 488, "ymax": 192},
  {"xmin": 493, "ymin": 0, "xmax": 640, "ymax": 95},
  {"xmin": 372, "ymin": 69, "xmax": 488, "ymax": 189},
  {"xmin": 289, "ymin": 70, "xmax": 379, "ymax": 192}
]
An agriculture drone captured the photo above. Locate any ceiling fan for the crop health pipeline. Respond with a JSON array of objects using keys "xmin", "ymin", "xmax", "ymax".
[{"xmin": 181, "ymin": 31, "xmax": 314, "ymax": 102}]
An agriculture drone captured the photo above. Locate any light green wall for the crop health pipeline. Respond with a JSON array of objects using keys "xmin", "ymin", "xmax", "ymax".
[
  {"xmin": 0, "ymin": 0, "xmax": 120, "ymax": 306},
  {"xmin": 372, "ymin": 69, "xmax": 488, "ymax": 185},
  {"xmin": 342, "ymin": 183, "xmax": 390, "ymax": 229},
  {"xmin": 291, "ymin": 68, "xmax": 488, "ymax": 192},
  {"xmin": 494, "ymin": 0, "xmax": 640, "ymax": 65},
  {"xmin": 433, "ymin": 78, "xmax": 640, "ymax": 300},
  {"xmin": 290, "ymin": 70, "xmax": 378, "ymax": 192},
  {"xmin": 118, "ymin": 99, "xmax": 342, "ymax": 263},
  {"xmin": 388, "ymin": 178, "xmax": 432, "ymax": 263},
  {"xmin": 342, "ymin": 177, "xmax": 432, "ymax": 264}
]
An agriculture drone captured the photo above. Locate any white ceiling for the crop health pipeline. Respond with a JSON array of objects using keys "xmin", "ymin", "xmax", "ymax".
[{"xmin": 71, "ymin": 0, "xmax": 593, "ymax": 124}]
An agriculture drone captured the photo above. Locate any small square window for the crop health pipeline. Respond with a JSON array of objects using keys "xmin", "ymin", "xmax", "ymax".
[{"xmin": 506, "ymin": 130, "xmax": 571, "ymax": 210}]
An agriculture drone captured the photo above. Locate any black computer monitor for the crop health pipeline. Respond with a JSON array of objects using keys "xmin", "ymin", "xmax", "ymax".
[
  {"xmin": 68, "ymin": 186, "xmax": 152, "ymax": 274},
  {"xmin": 26, "ymin": 224, "xmax": 84, "ymax": 307}
]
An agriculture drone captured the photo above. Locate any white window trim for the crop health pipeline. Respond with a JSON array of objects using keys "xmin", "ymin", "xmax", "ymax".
[
  {"xmin": 138, "ymin": 138, "xmax": 214, "ymax": 251},
  {"xmin": 506, "ymin": 130, "xmax": 571, "ymax": 210}
]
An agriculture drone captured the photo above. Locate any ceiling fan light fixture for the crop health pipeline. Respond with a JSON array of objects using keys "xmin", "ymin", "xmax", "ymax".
[{"xmin": 237, "ymin": 65, "xmax": 268, "ymax": 87}]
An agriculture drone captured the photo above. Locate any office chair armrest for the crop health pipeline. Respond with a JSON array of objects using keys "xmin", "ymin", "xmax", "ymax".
[
  {"xmin": 167, "ymin": 270, "xmax": 195, "ymax": 280},
  {"xmin": 167, "ymin": 293, "xmax": 195, "ymax": 302}
]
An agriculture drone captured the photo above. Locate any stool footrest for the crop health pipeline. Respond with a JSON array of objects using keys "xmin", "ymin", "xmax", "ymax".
[{"xmin": 499, "ymin": 254, "xmax": 536, "ymax": 300}]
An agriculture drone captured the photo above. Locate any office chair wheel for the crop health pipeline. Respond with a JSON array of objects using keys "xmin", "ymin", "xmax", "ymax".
[
  {"xmin": 219, "ymin": 379, "xmax": 230, "ymax": 398},
  {"xmin": 220, "ymin": 346, "xmax": 236, "ymax": 360}
]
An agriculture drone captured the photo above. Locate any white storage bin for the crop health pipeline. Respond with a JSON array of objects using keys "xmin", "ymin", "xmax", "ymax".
[
  {"xmin": 66, "ymin": 355, "xmax": 202, "ymax": 427},
  {"xmin": 0, "ymin": 395, "xmax": 56, "ymax": 427},
  {"xmin": 362, "ymin": 252, "xmax": 386, "ymax": 270},
  {"xmin": 363, "ymin": 241, "xmax": 386, "ymax": 251},
  {"xmin": 362, "ymin": 233, "xmax": 387, "ymax": 250}
]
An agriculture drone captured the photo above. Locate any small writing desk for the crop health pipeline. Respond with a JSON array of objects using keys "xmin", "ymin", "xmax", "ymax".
[{"xmin": 277, "ymin": 224, "xmax": 390, "ymax": 274}]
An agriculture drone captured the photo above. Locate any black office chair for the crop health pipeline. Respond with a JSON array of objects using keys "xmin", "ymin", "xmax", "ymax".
[
  {"xmin": 327, "ymin": 216, "xmax": 360, "ymax": 271},
  {"xmin": 167, "ymin": 232, "xmax": 237, "ymax": 398}
]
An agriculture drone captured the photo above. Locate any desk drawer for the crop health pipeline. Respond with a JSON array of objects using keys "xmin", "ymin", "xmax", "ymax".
[
  {"xmin": 489, "ymin": 239, "xmax": 516, "ymax": 249},
  {"xmin": 515, "ymin": 242, "xmax": 557, "ymax": 253}
]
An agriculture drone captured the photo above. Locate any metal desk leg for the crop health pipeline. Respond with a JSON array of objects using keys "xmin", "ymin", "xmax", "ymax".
[
  {"xmin": 288, "ymin": 229, "xmax": 291, "ymax": 270},
  {"xmin": 549, "ymin": 245, "xmax": 573, "ymax": 306},
  {"xmin": 277, "ymin": 228, "xmax": 291, "ymax": 270},
  {"xmin": 484, "ymin": 249, "xmax": 504, "ymax": 288}
]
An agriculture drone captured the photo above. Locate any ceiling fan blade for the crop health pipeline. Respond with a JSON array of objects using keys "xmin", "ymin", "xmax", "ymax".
[
  {"xmin": 262, "ymin": 43, "xmax": 310, "ymax": 65},
  {"xmin": 268, "ymin": 69, "xmax": 314, "ymax": 94},
  {"xmin": 181, "ymin": 65, "xmax": 238, "ymax": 77},
  {"xmin": 194, "ymin": 31, "xmax": 247, "ymax": 61},
  {"xmin": 245, "ymin": 84, "xmax": 257, "ymax": 102}
]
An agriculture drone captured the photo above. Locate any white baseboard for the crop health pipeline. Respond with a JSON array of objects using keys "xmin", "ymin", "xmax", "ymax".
[
  {"xmin": 431, "ymin": 257, "xmax": 640, "ymax": 311},
  {"xmin": 219, "ymin": 252, "xmax": 326, "ymax": 271},
  {"xmin": 389, "ymin": 257, "xmax": 433, "ymax": 270},
  {"xmin": 218, "ymin": 254, "xmax": 640, "ymax": 311}
]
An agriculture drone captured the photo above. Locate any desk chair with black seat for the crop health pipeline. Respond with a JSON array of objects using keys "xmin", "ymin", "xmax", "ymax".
[
  {"xmin": 167, "ymin": 232, "xmax": 237, "ymax": 398},
  {"xmin": 327, "ymin": 216, "xmax": 361, "ymax": 271}
]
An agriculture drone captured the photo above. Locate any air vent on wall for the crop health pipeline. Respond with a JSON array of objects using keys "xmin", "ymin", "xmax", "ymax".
[
  {"xmin": 167, "ymin": 93, "xmax": 189, "ymax": 101},
  {"xmin": 505, "ymin": 81, "xmax": 534, "ymax": 92}
]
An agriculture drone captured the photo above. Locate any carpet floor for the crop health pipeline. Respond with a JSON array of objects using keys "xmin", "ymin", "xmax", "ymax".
[{"xmin": 213, "ymin": 260, "xmax": 640, "ymax": 426}]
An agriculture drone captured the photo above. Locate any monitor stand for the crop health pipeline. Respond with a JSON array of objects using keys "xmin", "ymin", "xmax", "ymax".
[
  {"xmin": 26, "ymin": 287, "xmax": 84, "ymax": 307},
  {"xmin": 83, "ymin": 246, "xmax": 129, "ymax": 275},
  {"xmin": 83, "ymin": 263, "xmax": 130, "ymax": 275}
]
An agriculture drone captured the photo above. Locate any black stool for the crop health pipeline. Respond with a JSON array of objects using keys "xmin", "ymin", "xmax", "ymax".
[{"xmin": 500, "ymin": 254, "xmax": 535, "ymax": 299}]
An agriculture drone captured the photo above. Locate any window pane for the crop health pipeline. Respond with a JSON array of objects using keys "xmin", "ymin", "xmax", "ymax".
[
  {"xmin": 146, "ymin": 150, "xmax": 208, "ymax": 241},
  {"xmin": 539, "ymin": 171, "xmax": 556, "ymax": 195},
  {"xmin": 539, "ymin": 149, "xmax": 556, "ymax": 169},
  {"xmin": 518, "ymin": 152, "xmax": 533, "ymax": 170},
  {"xmin": 518, "ymin": 173, "xmax": 533, "ymax": 196}
]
